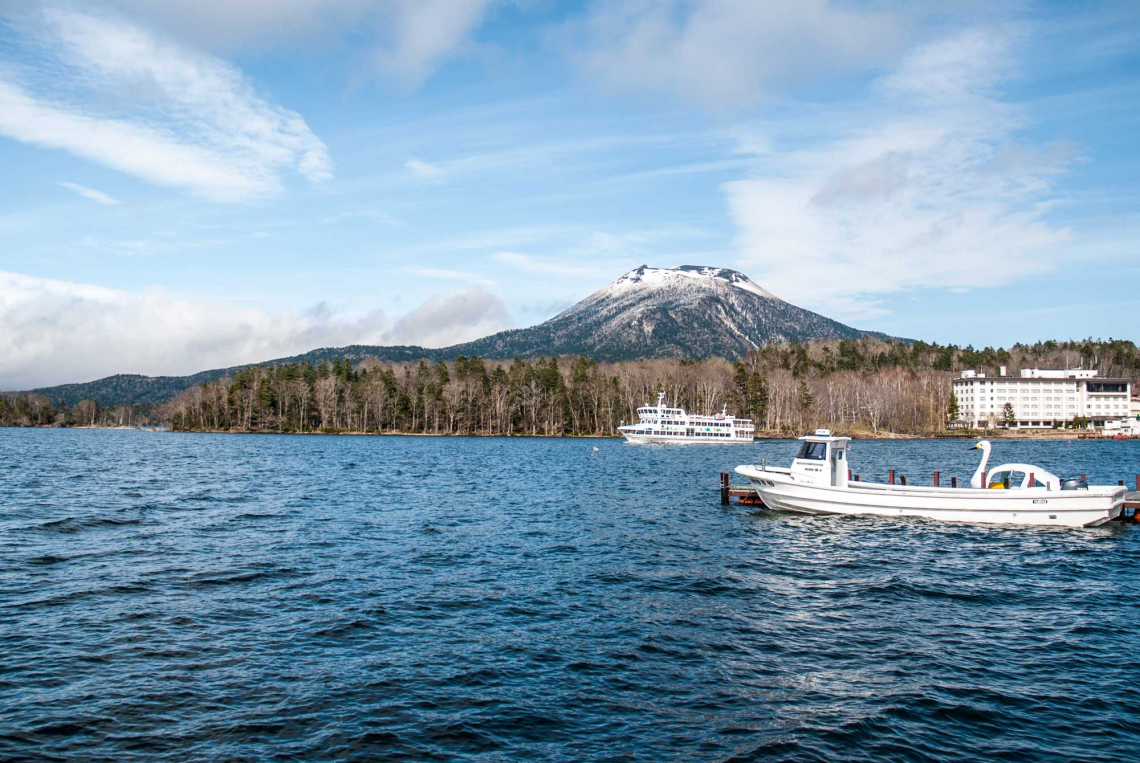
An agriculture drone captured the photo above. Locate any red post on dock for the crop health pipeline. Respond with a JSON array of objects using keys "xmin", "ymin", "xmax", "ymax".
[
  {"xmin": 1081, "ymin": 473, "xmax": 1086, "ymax": 481},
  {"xmin": 854, "ymin": 474, "xmax": 860, "ymax": 481},
  {"xmin": 1029, "ymin": 473, "xmax": 1036, "ymax": 487},
  {"xmin": 720, "ymin": 472, "xmax": 730, "ymax": 505},
  {"xmin": 934, "ymin": 471, "xmax": 940, "ymax": 487},
  {"xmin": 848, "ymin": 469, "xmax": 852, "ymax": 481},
  {"xmin": 889, "ymin": 470, "xmax": 895, "ymax": 485},
  {"xmin": 951, "ymin": 476, "xmax": 958, "ymax": 488},
  {"xmin": 1136, "ymin": 475, "xmax": 1139, "ymax": 491},
  {"xmin": 901, "ymin": 475, "xmax": 908, "ymax": 486}
]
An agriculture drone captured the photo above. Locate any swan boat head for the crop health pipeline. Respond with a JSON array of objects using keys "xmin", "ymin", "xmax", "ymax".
[{"xmin": 969, "ymin": 440, "xmax": 992, "ymax": 488}]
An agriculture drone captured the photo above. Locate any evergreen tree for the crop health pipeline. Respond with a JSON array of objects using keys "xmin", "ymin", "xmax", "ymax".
[
  {"xmin": 733, "ymin": 362, "xmax": 749, "ymax": 410},
  {"xmin": 1001, "ymin": 402, "xmax": 1017, "ymax": 428},
  {"xmin": 748, "ymin": 372, "xmax": 769, "ymax": 426},
  {"xmin": 947, "ymin": 391, "xmax": 960, "ymax": 424},
  {"xmin": 798, "ymin": 379, "xmax": 814, "ymax": 412}
]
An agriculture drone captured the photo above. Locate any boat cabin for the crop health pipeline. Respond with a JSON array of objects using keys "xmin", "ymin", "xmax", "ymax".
[{"xmin": 790, "ymin": 430, "xmax": 851, "ymax": 488}]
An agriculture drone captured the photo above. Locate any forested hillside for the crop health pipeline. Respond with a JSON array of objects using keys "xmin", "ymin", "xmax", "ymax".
[{"xmin": 7, "ymin": 338, "xmax": 1134, "ymax": 436}]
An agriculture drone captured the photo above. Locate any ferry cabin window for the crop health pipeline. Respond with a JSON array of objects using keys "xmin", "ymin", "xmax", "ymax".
[{"xmin": 796, "ymin": 441, "xmax": 828, "ymax": 460}]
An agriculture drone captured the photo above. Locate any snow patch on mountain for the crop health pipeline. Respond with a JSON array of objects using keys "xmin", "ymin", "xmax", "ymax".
[{"xmin": 598, "ymin": 265, "xmax": 780, "ymax": 302}]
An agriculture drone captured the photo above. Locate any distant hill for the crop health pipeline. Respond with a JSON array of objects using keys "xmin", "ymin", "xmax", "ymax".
[{"xmin": 25, "ymin": 264, "xmax": 900, "ymax": 406}]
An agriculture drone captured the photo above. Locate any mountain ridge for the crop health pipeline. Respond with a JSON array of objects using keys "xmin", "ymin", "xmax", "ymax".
[{"xmin": 19, "ymin": 265, "xmax": 901, "ymax": 405}]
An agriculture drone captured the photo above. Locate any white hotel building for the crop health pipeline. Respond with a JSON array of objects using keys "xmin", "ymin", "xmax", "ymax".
[{"xmin": 952, "ymin": 367, "xmax": 1132, "ymax": 429}]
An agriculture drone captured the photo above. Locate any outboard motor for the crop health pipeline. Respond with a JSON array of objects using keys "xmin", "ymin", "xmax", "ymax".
[{"xmin": 1060, "ymin": 477, "xmax": 1089, "ymax": 491}]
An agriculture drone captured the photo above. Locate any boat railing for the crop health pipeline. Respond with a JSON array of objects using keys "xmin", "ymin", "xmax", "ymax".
[{"xmin": 843, "ymin": 481, "xmax": 1126, "ymax": 498}]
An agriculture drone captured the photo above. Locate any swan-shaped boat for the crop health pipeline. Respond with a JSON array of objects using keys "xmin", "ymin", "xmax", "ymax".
[{"xmin": 735, "ymin": 432, "xmax": 1125, "ymax": 527}]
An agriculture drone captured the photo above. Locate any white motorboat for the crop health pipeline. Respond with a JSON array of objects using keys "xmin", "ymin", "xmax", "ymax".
[
  {"xmin": 619, "ymin": 392, "xmax": 754, "ymax": 444},
  {"xmin": 735, "ymin": 431, "xmax": 1125, "ymax": 527}
]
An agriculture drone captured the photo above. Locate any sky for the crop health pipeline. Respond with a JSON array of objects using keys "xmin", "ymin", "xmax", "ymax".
[{"xmin": 1, "ymin": 0, "xmax": 1138, "ymax": 389}]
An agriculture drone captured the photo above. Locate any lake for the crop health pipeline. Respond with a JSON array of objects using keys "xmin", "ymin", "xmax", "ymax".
[{"xmin": 2, "ymin": 428, "xmax": 1139, "ymax": 761}]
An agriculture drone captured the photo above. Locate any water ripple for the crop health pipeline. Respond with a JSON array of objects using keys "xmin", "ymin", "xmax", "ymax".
[{"xmin": 1, "ymin": 429, "xmax": 1138, "ymax": 761}]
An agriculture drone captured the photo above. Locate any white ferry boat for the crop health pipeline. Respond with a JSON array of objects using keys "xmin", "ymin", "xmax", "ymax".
[{"xmin": 618, "ymin": 392, "xmax": 755, "ymax": 444}]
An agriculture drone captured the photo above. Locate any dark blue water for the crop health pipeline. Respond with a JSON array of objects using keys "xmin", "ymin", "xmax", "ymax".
[{"xmin": 2, "ymin": 429, "xmax": 1139, "ymax": 762}]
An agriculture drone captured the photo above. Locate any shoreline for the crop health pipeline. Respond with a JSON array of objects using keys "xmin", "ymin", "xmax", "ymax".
[{"xmin": 2, "ymin": 424, "xmax": 1133, "ymax": 441}]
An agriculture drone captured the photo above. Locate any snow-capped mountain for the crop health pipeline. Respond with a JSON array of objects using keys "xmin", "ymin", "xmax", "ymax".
[{"xmin": 447, "ymin": 264, "xmax": 875, "ymax": 361}]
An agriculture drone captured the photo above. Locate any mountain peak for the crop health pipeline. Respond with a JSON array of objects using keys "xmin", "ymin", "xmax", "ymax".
[{"xmin": 606, "ymin": 264, "xmax": 780, "ymax": 301}]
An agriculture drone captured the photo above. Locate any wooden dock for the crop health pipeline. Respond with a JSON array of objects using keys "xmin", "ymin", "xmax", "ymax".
[{"xmin": 719, "ymin": 472, "xmax": 763, "ymax": 505}]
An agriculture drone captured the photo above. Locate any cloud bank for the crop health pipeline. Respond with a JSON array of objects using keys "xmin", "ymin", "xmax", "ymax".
[{"xmin": 0, "ymin": 271, "xmax": 513, "ymax": 390}]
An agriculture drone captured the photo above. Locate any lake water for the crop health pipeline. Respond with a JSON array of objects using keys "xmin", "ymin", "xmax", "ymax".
[{"xmin": 2, "ymin": 428, "xmax": 1139, "ymax": 762}]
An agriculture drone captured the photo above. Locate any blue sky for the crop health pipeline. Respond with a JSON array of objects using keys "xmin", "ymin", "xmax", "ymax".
[{"xmin": 1, "ymin": 1, "xmax": 1138, "ymax": 388}]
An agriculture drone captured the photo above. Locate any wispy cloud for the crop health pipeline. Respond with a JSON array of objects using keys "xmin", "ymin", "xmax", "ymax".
[
  {"xmin": 725, "ymin": 29, "xmax": 1076, "ymax": 322},
  {"xmin": 492, "ymin": 251, "xmax": 607, "ymax": 278},
  {"xmin": 319, "ymin": 208, "xmax": 402, "ymax": 226},
  {"xmin": 73, "ymin": 234, "xmax": 240, "ymax": 257},
  {"xmin": 57, "ymin": 181, "xmax": 121, "ymax": 206},
  {"xmin": 0, "ymin": 7, "xmax": 331, "ymax": 201},
  {"xmin": 404, "ymin": 157, "xmax": 446, "ymax": 184},
  {"xmin": 403, "ymin": 266, "xmax": 496, "ymax": 288}
]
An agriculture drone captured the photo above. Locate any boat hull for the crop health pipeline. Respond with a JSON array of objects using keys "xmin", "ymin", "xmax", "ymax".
[
  {"xmin": 621, "ymin": 433, "xmax": 753, "ymax": 445},
  {"xmin": 735, "ymin": 466, "xmax": 1125, "ymax": 527}
]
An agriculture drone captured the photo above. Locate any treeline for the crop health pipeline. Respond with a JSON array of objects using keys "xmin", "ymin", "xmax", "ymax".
[
  {"xmin": 4, "ymin": 338, "xmax": 1136, "ymax": 436},
  {"xmin": 0, "ymin": 394, "xmax": 153, "ymax": 429},
  {"xmin": 157, "ymin": 338, "xmax": 1140, "ymax": 436}
]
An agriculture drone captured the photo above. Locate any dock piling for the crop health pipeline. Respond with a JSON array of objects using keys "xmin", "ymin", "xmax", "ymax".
[
  {"xmin": 951, "ymin": 476, "xmax": 958, "ymax": 488},
  {"xmin": 1029, "ymin": 473, "xmax": 1036, "ymax": 487},
  {"xmin": 889, "ymin": 470, "xmax": 895, "ymax": 485},
  {"xmin": 720, "ymin": 472, "xmax": 730, "ymax": 505},
  {"xmin": 901, "ymin": 475, "xmax": 908, "ymax": 486},
  {"xmin": 934, "ymin": 471, "xmax": 940, "ymax": 487}
]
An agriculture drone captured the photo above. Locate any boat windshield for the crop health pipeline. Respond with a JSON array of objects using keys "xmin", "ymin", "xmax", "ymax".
[{"xmin": 796, "ymin": 441, "xmax": 828, "ymax": 461}]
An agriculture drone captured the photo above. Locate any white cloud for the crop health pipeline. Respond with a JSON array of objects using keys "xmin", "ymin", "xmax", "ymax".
[
  {"xmin": 58, "ymin": 181, "xmax": 121, "ymax": 205},
  {"xmin": 561, "ymin": 0, "xmax": 911, "ymax": 109},
  {"xmin": 0, "ymin": 7, "xmax": 331, "ymax": 201},
  {"xmin": 386, "ymin": 287, "xmax": 512, "ymax": 347},
  {"xmin": 404, "ymin": 157, "xmax": 446, "ymax": 184},
  {"xmin": 724, "ymin": 29, "xmax": 1076, "ymax": 322},
  {"xmin": 0, "ymin": 270, "xmax": 513, "ymax": 389},
  {"xmin": 371, "ymin": 0, "xmax": 496, "ymax": 87}
]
